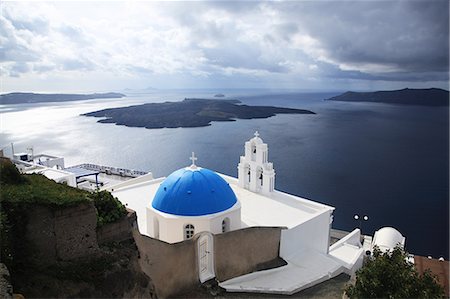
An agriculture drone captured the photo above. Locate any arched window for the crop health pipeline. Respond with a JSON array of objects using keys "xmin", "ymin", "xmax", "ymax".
[
  {"xmin": 245, "ymin": 164, "xmax": 251, "ymax": 183},
  {"xmin": 222, "ymin": 218, "xmax": 230, "ymax": 233},
  {"xmin": 184, "ymin": 224, "xmax": 195, "ymax": 240},
  {"xmin": 251, "ymin": 144, "xmax": 256, "ymax": 161}
]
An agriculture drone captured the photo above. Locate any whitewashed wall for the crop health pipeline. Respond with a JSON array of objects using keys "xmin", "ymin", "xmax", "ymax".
[
  {"xmin": 279, "ymin": 210, "xmax": 332, "ymax": 258},
  {"xmin": 147, "ymin": 203, "xmax": 241, "ymax": 243}
]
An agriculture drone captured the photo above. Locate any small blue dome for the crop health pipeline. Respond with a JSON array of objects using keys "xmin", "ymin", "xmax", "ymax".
[{"xmin": 152, "ymin": 167, "xmax": 238, "ymax": 216}]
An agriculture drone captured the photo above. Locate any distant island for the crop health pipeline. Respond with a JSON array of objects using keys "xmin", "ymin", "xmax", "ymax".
[
  {"xmin": 214, "ymin": 94, "xmax": 225, "ymax": 97},
  {"xmin": 326, "ymin": 88, "xmax": 449, "ymax": 106},
  {"xmin": 0, "ymin": 92, "xmax": 125, "ymax": 104},
  {"xmin": 82, "ymin": 98, "xmax": 315, "ymax": 129}
]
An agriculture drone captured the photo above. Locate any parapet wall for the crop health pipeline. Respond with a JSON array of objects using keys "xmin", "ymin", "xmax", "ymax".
[
  {"xmin": 214, "ymin": 226, "xmax": 282, "ymax": 281},
  {"xmin": 134, "ymin": 226, "xmax": 282, "ymax": 298},
  {"xmin": 134, "ymin": 230, "xmax": 198, "ymax": 298}
]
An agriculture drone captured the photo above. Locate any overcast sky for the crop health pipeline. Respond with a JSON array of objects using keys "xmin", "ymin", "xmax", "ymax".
[{"xmin": 1, "ymin": 1, "xmax": 449, "ymax": 93}]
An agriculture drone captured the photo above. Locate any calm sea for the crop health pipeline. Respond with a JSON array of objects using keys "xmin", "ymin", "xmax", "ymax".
[{"xmin": 1, "ymin": 90, "xmax": 448, "ymax": 259}]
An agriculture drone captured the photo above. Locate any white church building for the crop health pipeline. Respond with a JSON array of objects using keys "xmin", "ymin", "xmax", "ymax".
[{"xmin": 107, "ymin": 132, "xmax": 366, "ymax": 294}]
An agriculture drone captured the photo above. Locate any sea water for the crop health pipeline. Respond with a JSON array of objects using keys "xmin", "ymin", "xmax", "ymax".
[{"xmin": 1, "ymin": 90, "xmax": 448, "ymax": 259}]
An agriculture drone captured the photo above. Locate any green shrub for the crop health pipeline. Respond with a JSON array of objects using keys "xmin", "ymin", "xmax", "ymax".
[
  {"xmin": 0, "ymin": 158, "xmax": 26, "ymax": 185},
  {"xmin": 0, "ymin": 159, "xmax": 127, "ymax": 226},
  {"xmin": 90, "ymin": 190, "xmax": 127, "ymax": 227},
  {"xmin": 1, "ymin": 174, "xmax": 90, "ymax": 207},
  {"xmin": 345, "ymin": 246, "xmax": 444, "ymax": 298}
]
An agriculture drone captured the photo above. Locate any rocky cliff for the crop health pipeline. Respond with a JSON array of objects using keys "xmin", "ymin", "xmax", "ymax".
[
  {"xmin": 5, "ymin": 203, "xmax": 156, "ymax": 298},
  {"xmin": 0, "ymin": 158, "xmax": 156, "ymax": 298}
]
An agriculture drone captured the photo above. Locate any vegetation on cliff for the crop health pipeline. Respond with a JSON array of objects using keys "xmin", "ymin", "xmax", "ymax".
[
  {"xmin": 0, "ymin": 158, "xmax": 152, "ymax": 297},
  {"xmin": 0, "ymin": 158, "xmax": 126, "ymax": 219},
  {"xmin": 0, "ymin": 158, "xmax": 127, "ymax": 270},
  {"xmin": 1, "ymin": 172, "xmax": 90, "ymax": 207},
  {"xmin": 345, "ymin": 246, "xmax": 444, "ymax": 298},
  {"xmin": 91, "ymin": 190, "xmax": 127, "ymax": 227}
]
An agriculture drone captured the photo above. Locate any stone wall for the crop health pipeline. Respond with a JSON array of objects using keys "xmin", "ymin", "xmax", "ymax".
[
  {"xmin": 134, "ymin": 229, "xmax": 198, "ymax": 298},
  {"xmin": 25, "ymin": 202, "xmax": 98, "ymax": 262},
  {"xmin": 214, "ymin": 226, "xmax": 282, "ymax": 281},
  {"xmin": 97, "ymin": 209, "xmax": 136, "ymax": 245}
]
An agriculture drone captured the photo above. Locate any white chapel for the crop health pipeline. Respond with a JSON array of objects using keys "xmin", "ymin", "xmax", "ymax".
[
  {"xmin": 146, "ymin": 153, "xmax": 241, "ymax": 243},
  {"xmin": 145, "ymin": 131, "xmax": 280, "ymax": 243},
  {"xmin": 107, "ymin": 132, "xmax": 366, "ymax": 294}
]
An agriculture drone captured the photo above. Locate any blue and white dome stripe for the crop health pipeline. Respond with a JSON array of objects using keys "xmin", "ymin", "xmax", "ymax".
[{"xmin": 152, "ymin": 167, "xmax": 238, "ymax": 216}]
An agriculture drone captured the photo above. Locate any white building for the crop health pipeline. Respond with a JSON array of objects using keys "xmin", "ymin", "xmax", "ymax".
[
  {"xmin": 371, "ymin": 227, "xmax": 406, "ymax": 253},
  {"xmin": 108, "ymin": 132, "xmax": 365, "ymax": 294}
]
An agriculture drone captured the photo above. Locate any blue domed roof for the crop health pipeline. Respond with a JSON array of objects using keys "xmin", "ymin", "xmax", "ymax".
[{"xmin": 152, "ymin": 167, "xmax": 238, "ymax": 216}]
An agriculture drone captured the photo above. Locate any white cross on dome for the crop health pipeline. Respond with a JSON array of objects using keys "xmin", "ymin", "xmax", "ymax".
[{"xmin": 189, "ymin": 152, "xmax": 198, "ymax": 168}]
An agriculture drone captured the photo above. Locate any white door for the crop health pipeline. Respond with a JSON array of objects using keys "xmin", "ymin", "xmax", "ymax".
[{"xmin": 197, "ymin": 233, "xmax": 215, "ymax": 283}]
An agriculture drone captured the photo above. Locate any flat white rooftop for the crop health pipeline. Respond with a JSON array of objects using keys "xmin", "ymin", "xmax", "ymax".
[
  {"xmin": 37, "ymin": 168, "xmax": 72, "ymax": 180},
  {"xmin": 221, "ymin": 174, "xmax": 333, "ymax": 229}
]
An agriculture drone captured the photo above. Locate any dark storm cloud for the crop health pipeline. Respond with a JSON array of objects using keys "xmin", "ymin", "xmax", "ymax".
[
  {"xmin": 278, "ymin": 0, "xmax": 449, "ymax": 74},
  {"xmin": 317, "ymin": 61, "xmax": 449, "ymax": 82},
  {"xmin": 274, "ymin": 22, "xmax": 299, "ymax": 42},
  {"xmin": 202, "ymin": 41, "xmax": 290, "ymax": 73},
  {"xmin": 168, "ymin": 1, "xmax": 448, "ymax": 82},
  {"xmin": 2, "ymin": 0, "xmax": 448, "ymax": 87}
]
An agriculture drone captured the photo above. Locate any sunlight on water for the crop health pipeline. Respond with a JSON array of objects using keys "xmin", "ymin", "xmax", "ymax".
[{"xmin": 0, "ymin": 91, "xmax": 448, "ymax": 259}]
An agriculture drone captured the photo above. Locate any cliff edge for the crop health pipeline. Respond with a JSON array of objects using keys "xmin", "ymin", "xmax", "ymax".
[{"xmin": 0, "ymin": 158, "xmax": 156, "ymax": 298}]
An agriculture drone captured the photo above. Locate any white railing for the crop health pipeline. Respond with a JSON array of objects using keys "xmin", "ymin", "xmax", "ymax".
[{"xmin": 70, "ymin": 163, "xmax": 147, "ymax": 178}]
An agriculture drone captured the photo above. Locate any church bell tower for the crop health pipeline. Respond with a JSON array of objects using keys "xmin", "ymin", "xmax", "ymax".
[{"xmin": 237, "ymin": 131, "xmax": 275, "ymax": 195}]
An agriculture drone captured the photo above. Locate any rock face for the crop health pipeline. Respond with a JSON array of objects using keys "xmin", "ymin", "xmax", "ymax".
[
  {"xmin": 54, "ymin": 203, "xmax": 99, "ymax": 260},
  {"xmin": 26, "ymin": 203, "xmax": 99, "ymax": 262},
  {"xmin": 0, "ymin": 263, "xmax": 13, "ymax": 299},
  {"xmin": 97, "ymin": 209, "xmax": 137, "ymax": 245},
  {"xmin": 7, "ymin": 202, "xmax": 156, "ymax": 298}
]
